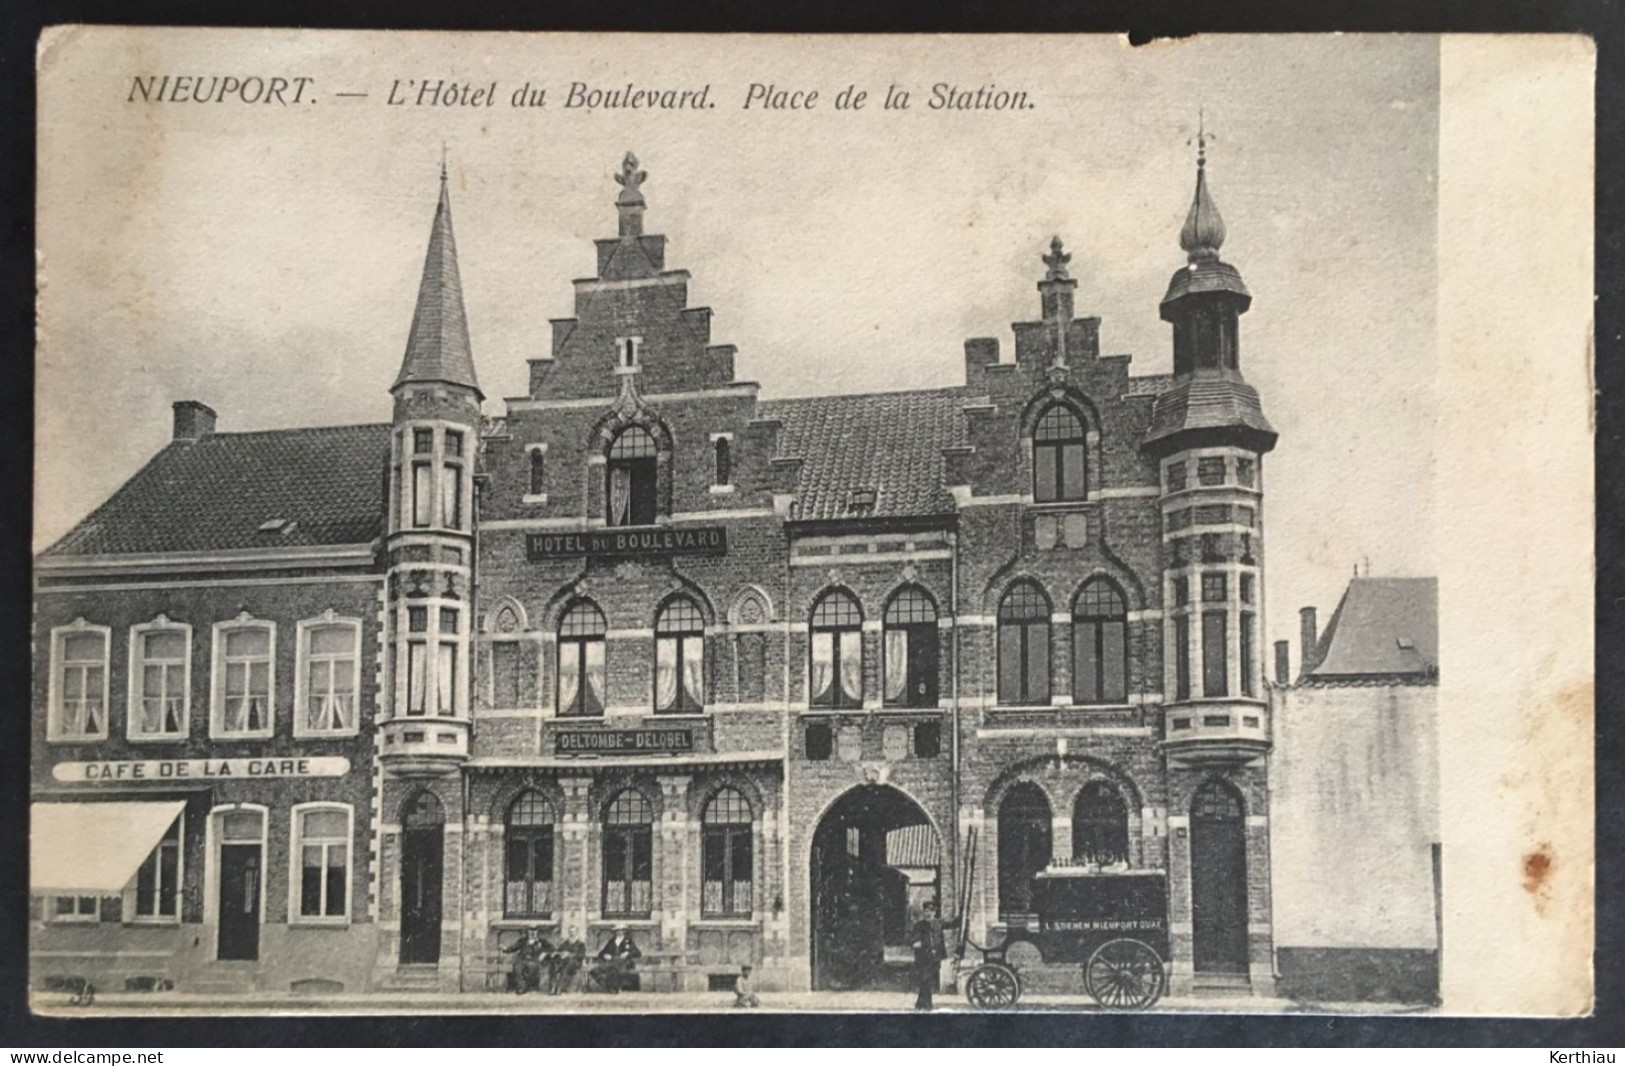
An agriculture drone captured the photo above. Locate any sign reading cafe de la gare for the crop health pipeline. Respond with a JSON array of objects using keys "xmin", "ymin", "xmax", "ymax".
[{"xmin": 53, "ymin": 757, "xmax": 352, "ymax": 784}]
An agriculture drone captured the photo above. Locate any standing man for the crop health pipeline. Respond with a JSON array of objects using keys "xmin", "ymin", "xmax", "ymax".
[{"xmin": 911, "ymin": 900, "xmax": 950, "ymax": 1011}]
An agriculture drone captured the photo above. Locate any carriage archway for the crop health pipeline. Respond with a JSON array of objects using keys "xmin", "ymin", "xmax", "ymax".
[{"xmin": 809, "ymin": 784, "xmax": 941, "ymax": 991}]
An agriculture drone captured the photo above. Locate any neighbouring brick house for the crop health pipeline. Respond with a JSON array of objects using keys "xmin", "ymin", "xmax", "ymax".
[
  {"xmin": 34, "ymin": 145, "xmax": 1281, "ymax": 998},
  {"xmin": 30, "ymin": 419, "xmax": 387, "ymax": 993}
]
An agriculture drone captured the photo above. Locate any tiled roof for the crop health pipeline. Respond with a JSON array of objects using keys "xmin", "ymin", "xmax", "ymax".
[
  {"xmin": 1145, "ymin": 367, "xmax": 1275, "ymax": 446},
  {"xmin": 758, "ymin": 388, "xmax": 972, "ymax": 521},
  {"xmin": 42, "ymin": 424, "xmax": 392, "ymax": 557},
  {"xmin": 1308, "ymin": 577, "xmax": 1439, "ymax": 681},
  {"xmin": 1160, "ymin": 259, "xmax": 1250, "ymax": 306}
]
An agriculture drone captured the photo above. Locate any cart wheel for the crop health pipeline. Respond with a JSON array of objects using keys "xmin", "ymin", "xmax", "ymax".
[
  {"xmin": 964, "ymin": 963, "xmax": 1022, "ymax": 1009},
  {"xmin": 1085, "ymin": 938, "xmax": 1165, "ymax": 1011}
]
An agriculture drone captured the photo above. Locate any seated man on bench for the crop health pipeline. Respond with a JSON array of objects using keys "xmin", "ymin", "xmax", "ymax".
[
  {"xmin": 504, "ymin": 927, "xmax": 551, "ymax": 994},
  {"xmin": 589, "ymin": 925, "xmax": 642, "ymax": 993}
]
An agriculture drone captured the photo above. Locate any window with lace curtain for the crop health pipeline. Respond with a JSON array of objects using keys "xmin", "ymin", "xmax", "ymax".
[
  {"xmin": 49, "ymin": 622, "xmax": 109, "ymax": 741},
  {"xmin": 654, "ymin": 597, "xmax": 705, "ymax": 713},
  {"xmin": 810, "ymin": 590, "xmax": 862, "ymax": 709},
  {"xmin": 297, "ymin": 618, "xmax": 360, "ymax": 736},
  {"xmin": 602, "ymin": 790, "xmax": 653, "ymax": 918},
  {"xmin": 606, "ymin": 426, "xmax": 658, "ymax": 527},
  {"xmin": 129, "ymin": 618, "xmax": 190, "ymax": 740},
  {"xmin": 882, "ymin": 587, "xmax": 938, "ymax": 708},
  {"xmin": 557, "ymin": 601, "xmax": 607, "ymax": 718},
  {"xmin": 213, "ymin": 620, "xmax": 274, "ymax": 738},
  {"xmin": 701, "ymin": 789, "xmax": 753, "ymax": 917},
  {"xmin": 504, "ymin": 791, "xmax": 555, "ymax": 919}
]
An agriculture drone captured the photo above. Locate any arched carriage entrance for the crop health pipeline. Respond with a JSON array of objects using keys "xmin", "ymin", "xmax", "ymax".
[{"xmin": 809, "ymin": 785, "xmax": 941, "ymax": 991}]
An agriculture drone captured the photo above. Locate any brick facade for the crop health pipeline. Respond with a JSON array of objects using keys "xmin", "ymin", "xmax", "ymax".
[{"xmin": 33, "ymin": 150, "xmax": 1281, "ymax": 1001}]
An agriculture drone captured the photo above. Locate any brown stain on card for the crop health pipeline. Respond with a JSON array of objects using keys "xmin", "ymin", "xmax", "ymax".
[{"xmin": 1522, "ymin": 844, "xmax": 1555, "ymax": 914}]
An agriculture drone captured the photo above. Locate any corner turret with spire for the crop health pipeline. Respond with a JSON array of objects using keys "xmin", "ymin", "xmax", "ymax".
[
  {"xmin": 380, "ymin": 160, "xmax": 482, "ymax": 776},
  {"xmin": 1146, "ymin": 120, "xmax": 1277, "ymax": 770}
]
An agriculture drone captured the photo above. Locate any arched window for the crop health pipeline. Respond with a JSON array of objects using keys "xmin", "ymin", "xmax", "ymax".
[
  {"xmin": 714, "ymin": 437, "xmax": 732, "ymax": 486},
  {"xmin": 1033, "ymin": 405, "xmax": 1087, "ymax": 503},
  {"xmin": 1073, "ymin": 579, "xmax": 1129, "ymax": 705},
  {"xmin": 998, "ymin": 783, "xmax": 1052, "ymax": 920},
  {"xmin": 504, "ymin": 792, "xmax": 555, "ymax": 918},
  {"xmin": 557, "ymin": 601, "xmax": 607, "ymax": 718},
  {"xmin": 603, "ymin": 790, "xmax": 654, "ymax": 919},
  {"xmin": 607, "ymin": 426, "xmax": 658, "ymax": 527},
  {"xmin": 701, "ymin": 788, "xmax": 753, "ymax": 917},
  {"xmin": 402, "ymin": 790, "xmax": 444, "ymax": 828},
  {"xmin": 810, "ymin": 590, "xmax": 863, "ymax": 708},
  {"xmin": 655, "ymin": 597, "xmax": 705, "ymax": 713},
  {"xmin": 1073, "ymin": 782, "xmax": 1130, "ymax": 866},
  {"xmin": 997, "ymin": 582, "xmax": 1052, "ymax": 706},
  {"xmin": 883, "ymin": 588, "xmax": 938, "ymax": 708}
]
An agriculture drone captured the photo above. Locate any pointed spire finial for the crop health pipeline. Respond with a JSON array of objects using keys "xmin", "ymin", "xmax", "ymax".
[
  {"xmin": 1180, "ymin": 115, "xmax": 1227, "ymax": 262},
  {"xmin": 1042, "ymin": 235, "xmax": 1072, "ymax": 281},
  {"xmin": 440, "ymin": 141, "xmax": 448, "ymax": 183}
]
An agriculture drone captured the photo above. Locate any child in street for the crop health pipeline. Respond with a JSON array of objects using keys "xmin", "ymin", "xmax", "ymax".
[{"xmin": 733, "ymin": 964, "xmax": 760, "ymax": 1008}]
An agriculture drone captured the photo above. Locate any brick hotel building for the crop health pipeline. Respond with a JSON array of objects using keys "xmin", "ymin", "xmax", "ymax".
[{"xmin": 31, "ymin": 148, "xmax": 1279, "ymax": 997}]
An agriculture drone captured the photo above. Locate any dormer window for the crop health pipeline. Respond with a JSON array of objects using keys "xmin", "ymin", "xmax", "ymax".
[
  {"xmin": 616, "ymin": 336, "xmax": 642, "ymax": 369},
  {"xmin": 1033, "ymin": 405, "xmax": 1087, "ymax": 503},
  {"xmin": 607, "ymin": 426, "xmax": 658, "ymax": 527}
]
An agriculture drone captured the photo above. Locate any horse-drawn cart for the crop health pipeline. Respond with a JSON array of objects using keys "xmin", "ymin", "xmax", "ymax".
[{"xmin": 954, "ymin": 828, "xmax": 1170, "ymax": 1010}]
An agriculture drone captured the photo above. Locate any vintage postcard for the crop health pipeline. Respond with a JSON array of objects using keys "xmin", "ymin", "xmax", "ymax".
[{"xmin": 30, "ymin": 29, "xmax": 1594, "ymax": 1017}]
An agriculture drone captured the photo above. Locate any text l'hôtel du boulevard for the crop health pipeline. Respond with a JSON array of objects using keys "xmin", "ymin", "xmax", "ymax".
[{"xmin": 125, "ymin": 76, "xmax": 1034, "ymax": 112}]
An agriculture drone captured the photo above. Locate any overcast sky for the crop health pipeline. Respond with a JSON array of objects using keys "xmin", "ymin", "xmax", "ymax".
[{"xmin": 37, "ymin": 31, "xmax": 1439, "ymax": 656}]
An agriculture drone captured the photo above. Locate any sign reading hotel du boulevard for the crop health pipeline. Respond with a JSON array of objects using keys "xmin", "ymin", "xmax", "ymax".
[
  {"xmin": 53, "ymin": 756, "xmax": 352, "ymax": 784},
  {"xmin": 527, "ymin": 526, "xmax": 727, "ymax": 561}
]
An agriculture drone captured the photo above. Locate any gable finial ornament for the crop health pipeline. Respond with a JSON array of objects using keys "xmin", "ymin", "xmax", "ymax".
[
  {"xmin": 1042, "ymin": 235, "xmax": 1071, "ymax": 281},
  {"xmin": 614, "ymin": 152, "xmax": 647, "ymax": 204}
]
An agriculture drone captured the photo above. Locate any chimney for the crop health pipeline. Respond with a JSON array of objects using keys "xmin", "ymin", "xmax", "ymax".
[
  {"xmin": 1274, "ymin": 640, "xmax": 1291, "ymax": 686},
  {"xmin": 172, "ymin": 400, "xmax": 217, "ymax": 442},
  {"xmin": 1299, "ymin": 607, "xmax": 1320, "ymax": 676}
]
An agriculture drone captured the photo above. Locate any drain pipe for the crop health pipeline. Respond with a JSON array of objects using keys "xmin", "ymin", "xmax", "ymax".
[{"xmin": 949, "ymin": 528, "xmax": 961, "ymax": 920}]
